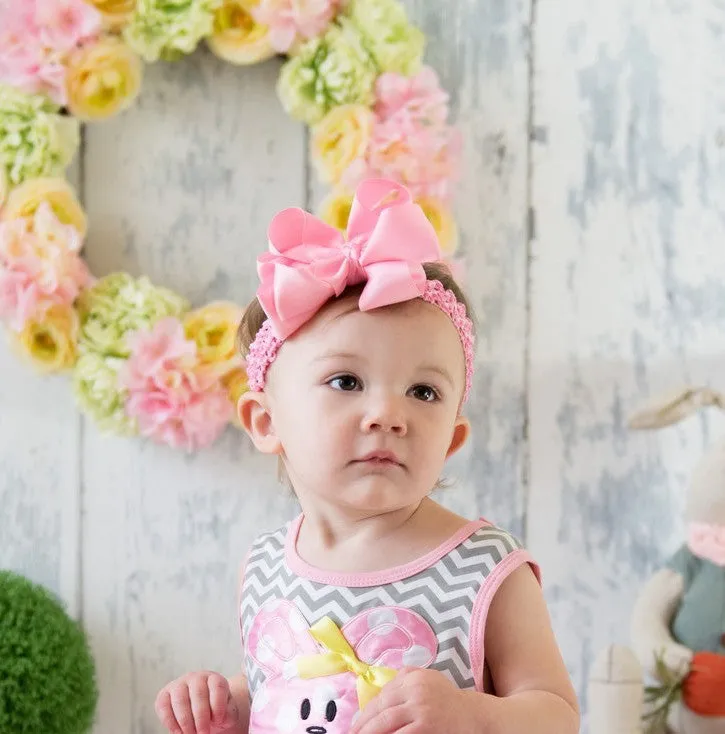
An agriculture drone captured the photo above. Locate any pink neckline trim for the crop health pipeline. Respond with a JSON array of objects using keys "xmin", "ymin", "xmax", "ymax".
[{"xmin": 284, "ymin": 514, "xmax": 490, "ymax": 587}]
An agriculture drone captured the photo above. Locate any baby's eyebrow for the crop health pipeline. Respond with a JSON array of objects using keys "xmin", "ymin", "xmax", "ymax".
[
  {"xmin": 418, "ymin": 364, "xmax": 455, "ymax": 386},
  {"xmin": 312, "ymin": 351, "xmax": 363, "ymax": 363}
]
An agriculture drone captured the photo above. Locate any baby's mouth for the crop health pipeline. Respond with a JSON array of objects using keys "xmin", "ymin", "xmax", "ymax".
[{"xmin": 353, "ymin": 450, "xmax": 404, "ymax": 467}]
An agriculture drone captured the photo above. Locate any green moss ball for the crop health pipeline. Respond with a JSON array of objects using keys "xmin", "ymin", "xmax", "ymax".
[{"xmin": 0, "ymin": 570, "xmax": 98, "ymax": 734}]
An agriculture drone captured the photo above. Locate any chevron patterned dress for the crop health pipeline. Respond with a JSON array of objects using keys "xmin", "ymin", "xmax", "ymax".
[{"xmin": 239, "ymin": 515, "xmax": 537, "ymax": 731}]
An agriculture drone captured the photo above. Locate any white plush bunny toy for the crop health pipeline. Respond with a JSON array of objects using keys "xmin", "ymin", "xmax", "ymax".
[{"xmin": 589, "ymin": 387, "xmax": 725, "ymax": 734}]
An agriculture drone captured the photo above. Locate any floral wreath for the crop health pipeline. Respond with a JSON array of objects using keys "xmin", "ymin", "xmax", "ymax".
[{"xmin": 0, "ymin": 0, "xmax": 462, "ymax": 452}]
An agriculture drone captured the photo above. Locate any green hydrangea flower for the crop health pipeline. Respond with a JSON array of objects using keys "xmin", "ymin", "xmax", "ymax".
[
  {"xmin": 0, "ymin": 85, "xmax": 80, "ymax": 188},
  {"xmin": 277, "ymin": 19, "xmax": 377, "ymax": 125},
  {"xmin": 346, "ymin": 0, "xmax": 424, "ymax": 76},
  {"xmin": 77, "ymin": 273, "xmax": 189, "ymax": 358},
  {"xmin": 124, "ymin": 0, "xmax": 221, "ymax": 62},
  {"xmin": 72, "ymin": 354, "xmax": 138, "ymax": 436}
]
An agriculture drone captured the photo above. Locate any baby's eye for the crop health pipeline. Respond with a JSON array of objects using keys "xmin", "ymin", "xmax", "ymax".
[
  {"xmin": 409, "ymin": 384, "xmax": 439, "ymax": 402},
  {"xmin": 328, "ymin": 374, "xmax": 361, "ymax": 392}
]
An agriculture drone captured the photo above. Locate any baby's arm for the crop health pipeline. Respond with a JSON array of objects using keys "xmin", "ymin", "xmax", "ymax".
[{"xmin": 463, "ymin": 565, "xmax": 580, "ymax": 734}]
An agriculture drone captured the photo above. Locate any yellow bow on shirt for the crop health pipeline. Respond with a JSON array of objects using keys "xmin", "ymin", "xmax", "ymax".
[{"xmin": 296, "ymin": 616, "xmax": 398, "ymax": 709}]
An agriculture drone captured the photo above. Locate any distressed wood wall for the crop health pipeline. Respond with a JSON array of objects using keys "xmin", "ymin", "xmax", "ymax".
[{"xmin": 2, "ymin": 1, "xmax": 724, "ymax": 731}]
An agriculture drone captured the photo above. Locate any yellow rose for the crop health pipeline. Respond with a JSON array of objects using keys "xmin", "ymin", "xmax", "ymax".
[
  {"xmin": 415, "ymin": 196, "xmax": 458, "ymax": 255},
  {"xmin": 85, "ymin": 0, "xmax": 136, "ymax": 28},
  {"xmin": 183, "ymin": 301, "xmax": 244, "ymax": 370},
  {"xmin": 14, "ymin": 304, "xmax": 79, "ymax": 373},
  {"xmin": 208, "ymin": 0, "xmax": 275, "ymax": 65},
  {"xmin": 311, "ymin": 105, "xmax": 374, "ymax": 184},
  {"xmin": 319, "ymin": 188, "xmax": 354, "ymax": 231},
  {"xmin": 2, "ymin": 178, "xmax": 87, "ymax": 238},
  {"xmin": 223, "ymin": 366, "xmax": 250, "ymax": 426},
  {"xmin": 66, "ymin": 37, "xmax": 143, "ymax": 121}
]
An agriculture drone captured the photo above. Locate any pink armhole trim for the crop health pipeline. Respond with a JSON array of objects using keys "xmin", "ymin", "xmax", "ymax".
[
  {"xmin": 238, "ymin": 548, "xmax": 253, "ymax": 658},
  {"xmin": 469, "ymin": 549, "xmax": 541, "ymax": 692},
  {"xmin": 285, "ymin": 514, "xmax": 491, "ymax": 587}
]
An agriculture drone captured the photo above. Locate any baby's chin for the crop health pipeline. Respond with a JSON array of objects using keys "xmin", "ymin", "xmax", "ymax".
[{"xmin": 326, "ymin": 475, "xmax": 430, "ymax": 511}]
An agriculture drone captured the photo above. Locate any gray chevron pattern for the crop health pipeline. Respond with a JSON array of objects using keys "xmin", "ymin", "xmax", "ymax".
[{"xmin": 240, "ymin": 522, "xmax": 522, "ymax": 694}]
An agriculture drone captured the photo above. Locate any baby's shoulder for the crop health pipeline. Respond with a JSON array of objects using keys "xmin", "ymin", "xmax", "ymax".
[
  {"xmin": 453, "ymin": 520, "xmax": 538, "ymax": 583},
  {"xmin": 466, "ymin": 521, "xmax": 525, "ymax": 549},
  {"xmin": 453, "ymin": 519, "xmax": 528, "ymax": 563}
]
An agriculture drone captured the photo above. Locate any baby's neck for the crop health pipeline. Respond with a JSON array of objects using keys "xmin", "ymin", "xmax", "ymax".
[{"xmin": 294, "ymin": 498, "xmax": 472, "ymax": 574}]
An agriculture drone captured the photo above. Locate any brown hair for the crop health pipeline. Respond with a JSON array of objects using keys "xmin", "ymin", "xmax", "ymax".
[{"xmin": 236, "ymin": 261, "xmax": 475, "ymax": 359}]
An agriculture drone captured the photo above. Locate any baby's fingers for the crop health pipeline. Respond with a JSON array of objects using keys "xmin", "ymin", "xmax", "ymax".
[
  {"xmin": 155, "ymin": 690, "xmax": 183, "ymax": 734},
  {"xmin": 188, "ymin": 675, "xmax": 213, "ymax": 734},
  {"xmin": 207, "ymin": 674, "xmax": 233, "ymax": 727},
  {"xmin": 170, "ymin": 685, "xmax": 197, "ymax": 734}
]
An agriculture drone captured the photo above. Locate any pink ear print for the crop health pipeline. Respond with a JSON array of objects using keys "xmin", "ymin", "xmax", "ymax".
[
  {"xmin": 342, "ymin": 607, "xmax": 438, "ymax": 670},
  {"xmin": 247, "ymin": 599, "xmax": 319, "ymax": 679}
]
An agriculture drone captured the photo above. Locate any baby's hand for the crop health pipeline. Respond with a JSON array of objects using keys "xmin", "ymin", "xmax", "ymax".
[
  {"xmin": 350, "ymin": 668, "xmax": 465, "ymax": 734},
  {"xmin": 155, "ymin": 671, "xmax": 240, "ymax": 734}
]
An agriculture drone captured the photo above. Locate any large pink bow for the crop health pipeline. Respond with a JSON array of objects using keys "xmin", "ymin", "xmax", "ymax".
[{"xmin": 257, "ymin": 179, "xmax": 442, "ymax": 339}]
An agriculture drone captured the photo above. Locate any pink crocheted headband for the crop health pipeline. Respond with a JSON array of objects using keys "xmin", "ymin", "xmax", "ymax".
[{"xmin": 245, "ymin": 179, "xmax": 475, "ymax": 402}]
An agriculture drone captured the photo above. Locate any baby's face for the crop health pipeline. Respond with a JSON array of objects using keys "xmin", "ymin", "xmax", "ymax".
[{"xmin": 264, "ymin": 294, "xmax": 469, "ymax": 514}]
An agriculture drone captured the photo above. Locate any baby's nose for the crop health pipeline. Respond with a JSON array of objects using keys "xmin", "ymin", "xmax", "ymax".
[
  {"xmin": 365, "ymin": 417, "xmax": 405, "ymax": 434},
  {"xmin": 361, "ymin": 396, "xmax": 407, "ymax": 435}
]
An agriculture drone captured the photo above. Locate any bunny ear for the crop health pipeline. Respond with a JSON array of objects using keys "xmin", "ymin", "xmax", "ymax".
[
  {"xmin": 342, "ymin": 607, "xmax": 438, "ymax": 670},
  {"xmin": 247, "ymin": 600, "xmax": 319, "ymax": 678},
  {"xmin": 628, "ymin": 386, "xmax": 725, "ymax": 430}
]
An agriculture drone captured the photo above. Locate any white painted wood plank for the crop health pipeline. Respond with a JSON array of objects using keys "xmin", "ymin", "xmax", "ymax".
[
  {"xmin": 401, "ymin": 0, "xmax": 532, "ymax": 536},
  {"xmin": 81, "ymin": 50, "xmax": 302, "ymax": 734},
  {"xmin": 529, "ymin": 0, "xmax": 725, "ymax": 713},
  {"xmin": 0, "ymin": 161, "xmax": 82, "ymax": 619}
]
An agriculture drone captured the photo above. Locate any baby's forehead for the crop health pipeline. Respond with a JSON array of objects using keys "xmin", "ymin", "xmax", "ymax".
[
  {"xmin": 315, "ymin": 295, "xmax": 451, "ymax": 337},
  {"xmin": 294, "ymin": 296, "xmax": 465, "ymax": 365}
]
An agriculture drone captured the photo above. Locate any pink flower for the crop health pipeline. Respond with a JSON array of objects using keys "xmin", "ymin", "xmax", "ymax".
[
  {"xmin": 35, "ymin": 0, "xmax": 102, "ymax": 53},
  {"xmin": 252, "ymin": 0, "xmax": 340, "ymax": 53},
  {"xmin": 0, "ymin": 0, "xmax": 101, "ymax": 104},
  {"xmin": 0, "ymin": 268, "xmax": 43, "ymax": 330},
  {"xmin": 0, "ymin": 202, "xmax": 92, "ymax": 330},
  {"xmin": 120, "ymin": 318, "xmax": 234, "ymax": 452},
  {"xmin": 343, "ymin": 67, "xmax": 462, "ymax": 201},
  {"xmin": 373, "ymin": 66, "xmax": 449, "ymax": 124}
]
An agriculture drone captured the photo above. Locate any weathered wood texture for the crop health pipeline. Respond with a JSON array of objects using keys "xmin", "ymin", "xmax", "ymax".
[
  {"xmin": 1, "ymin": 1, "xmax": 724, "ymax": 732},
  {"xmin": 80, "ymin": 53, "xmax": 302, "ymax": 731},
  {"xmin": 529, "ymin": 0, "xmax": 725, "ymax": 717}
]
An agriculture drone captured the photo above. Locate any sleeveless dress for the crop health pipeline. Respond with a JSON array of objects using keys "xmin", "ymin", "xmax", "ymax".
[{"xmin": 239, "ymin": 514, "xmax": 539, "ymax": 734}]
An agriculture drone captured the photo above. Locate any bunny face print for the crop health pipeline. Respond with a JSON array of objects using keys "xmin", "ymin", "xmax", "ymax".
[{"xmin": 246, "ymin": 600, "xmax": 438, "ymax": 734}]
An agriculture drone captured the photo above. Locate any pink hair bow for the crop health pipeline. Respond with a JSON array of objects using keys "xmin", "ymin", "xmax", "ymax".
[{"xmin": 256, "ymin": 179, "xmax": 442, "ymax": 339}]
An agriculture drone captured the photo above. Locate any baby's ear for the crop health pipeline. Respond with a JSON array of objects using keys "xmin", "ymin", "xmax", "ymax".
[
  {"xmin": 238, "ymin": 391, "xmax": 282, "ymax": 455},
  {"xmin": 446, "ymin": 415, "xmax": 470, "ymax": 459}
]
